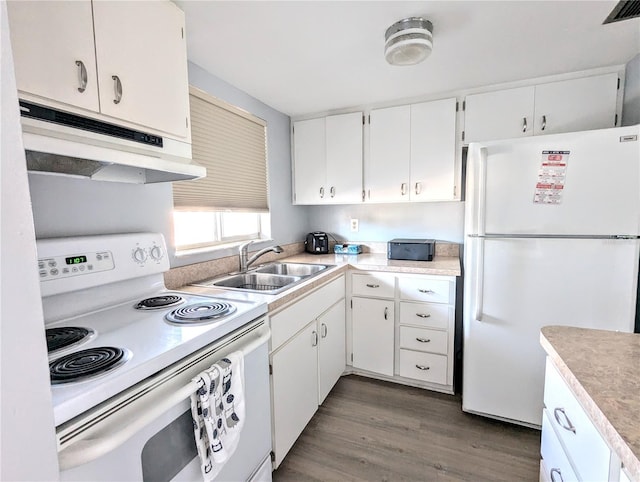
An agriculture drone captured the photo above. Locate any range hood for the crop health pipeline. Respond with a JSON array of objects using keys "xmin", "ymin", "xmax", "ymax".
[{"xmin": 19, "ymin": 101, "xmax": 206, "ymax": 184}]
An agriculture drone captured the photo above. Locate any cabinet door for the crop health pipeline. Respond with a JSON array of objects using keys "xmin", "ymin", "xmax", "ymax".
[
  {"xmin": 367, "ymin": 105, "xmax": 411, "ymax": 202},
  {"xmin": 92, "ymin": 1, "xmax": 190, "ymax": 138},
  {"xmin": 464, "ymin": 86, "xmax": 535, "ymax": 143},
  {"xmin": 271, "ymin": 322, "xmax": 319, "ymax": 468},
  {"xmin": 7, "ymin": 0, "xmax": 99, "ymax": 112},
  {"xmin": 352, "ymin": 297, "xmax": 394, "ymax": 376},
  {"xmin": 292, "ymin": 117, "xmax": 326, "ymax": 204},
  {"xmin": 410, "ymin": 98, "xmax": 457, "ymax": 201},
  {"xmin": 533, "ymin": 74, "xmax": 619, "ymax": 135},
  {"xmin": 318, "ymin": 299, "xmax": 346, "ymax": 403},
  {"xmin": 325, "ymin": 112, "xmax": 363, "ymax": 204}
]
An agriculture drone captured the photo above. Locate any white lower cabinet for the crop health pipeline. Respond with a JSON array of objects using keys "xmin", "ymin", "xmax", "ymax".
[
  {"xmin": 352, "ymin": 297, "xmax": 395, "ymax": 376},
  {"xmin": 541, "ymin": 358, "xmax": 614, "ymax": 482},
  {"xmin": 349, "ymin": 272, "xmax": 456, "ymax": 393},
  {"xmin": 269, "ymin": 276, "xmax": 346, "ymax": 468}
]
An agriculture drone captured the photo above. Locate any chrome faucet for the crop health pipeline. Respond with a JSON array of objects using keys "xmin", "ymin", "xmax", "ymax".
[{"xmin": 239, "ymin": 241, "xmax": 283, "ymax": 272}]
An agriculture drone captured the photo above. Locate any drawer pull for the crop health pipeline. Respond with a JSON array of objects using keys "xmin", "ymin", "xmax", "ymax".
[
  {"xmin": 550, "ymin": 468, "xmax": 564, "ymax": 482},
  {"xmin": 416, "ymin": 313, "xmax": 431, "ymax": 319},
  {"xmin": 75, "ymin": 60, "xmax": 87, "ymax": 93},
  {"xmin": 418, "ymin": 289, "xmax": 435, "ymax": 294},
  {"xmin": 415, "ymin": 364, "xmax": 430, "ymax": 371},
  {"xmin": 311, "ymin": 330, "xmax": 318, "ymax": 347},
  {"xmin": 553, "ymin": 407, "xmax": 576, "ymax": 434},
  {"xmin": 321, "ymin": 323, "xmax": 328, "ymax": 338},
  {"xmin": 112, "ymin": 75, "xmax": 122, "ymax": 104},
  {"xmin": 416, "ymin": 337, "xmax": 431, "ymax": 343},
  {"xmin": 366, "ymin": 283, "xmax": 380, "ymax": 288}
]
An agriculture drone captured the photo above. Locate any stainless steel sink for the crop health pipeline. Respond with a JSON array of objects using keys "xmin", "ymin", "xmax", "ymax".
[
  {"xmin": 254, "ymin": 262, "xmax": 328, "ymax": 277},
  {"xmin": 209, "ymin": 273, "xmax": 302, "ymax": 294},
  {"xmin": 193, "ymin": 262, "xmax": 334, "ymax": 294}
]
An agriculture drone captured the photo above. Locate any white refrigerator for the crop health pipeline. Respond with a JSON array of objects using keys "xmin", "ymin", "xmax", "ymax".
[{"xmin": 462, "ymin": 124, "xmax": 640, "ymax": 427}]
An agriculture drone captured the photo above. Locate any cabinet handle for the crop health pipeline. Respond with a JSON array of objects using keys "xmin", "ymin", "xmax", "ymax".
[
  {"xmin": 75, "ymin": 60, "xmax": 87, "ymax": 93},
  {"xmin": 112, "ymin": 75, "xmax": 123, "ymax": 104},
  {"xmin": 330, "ymin": 186, "xmax": 336, "ymax": 198},
  {"xmin": 553, "ymin": 407, "xmax": 576, "ymax": 434},
  {"xmin": 384, "ymin": 307, "xmax": 389, "ymax": 320},
  {"xmin": 366, "ymin": 283, "xmax": 380, "ymax": 288},
  {"xmin": 401, "ymin": 183, "xmax": 408, "ymax": 196},
  {"xmin": 415, "ymin": 364, "xmax": 430, "ymax": 371},
  {"xmin": 319, "ymin": 187, "xmax": 325, "ymax": 199},
  {"xmin": 418, "ymin": 289, "xmax": 435, "ymax": 294},
  {"xmin": 416, "ymin": 337, "xmax": 431, "ymax": 343},
  {"xmin": 550, "ymin": 468, "xmax": 564, "ymax": 482},
  {"xmin": 321, "ymin": 323, "xmax": 328, "ymax": 338},
  {"xmin": 522, "ymin": 117, "xmax": 527, "ymax": 132},
  {"xmin": 414, "ymin": 182, "xmax": 422, "ymax": 195},
  {"xmin": 311, "ymin": 330, "xmax": 318, "ymax": 347},
  {"xmin": 416, "ymin": 313, "xmax": 431, "ymax": 319},
  {"xmin": 541, "ymin": 115, "xmax": 547, "ymax": 131}
]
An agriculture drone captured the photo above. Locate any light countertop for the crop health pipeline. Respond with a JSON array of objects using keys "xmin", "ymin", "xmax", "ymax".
[
  {"xmin": 540, "ymin": 326, "xmax": 640, "ymax": 481},
  {"xmin": 182, "ymin": 253, "xmax": 460, "ymax": 312}
]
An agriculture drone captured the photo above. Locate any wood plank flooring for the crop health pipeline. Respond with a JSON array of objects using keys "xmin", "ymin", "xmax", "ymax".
[{"xmin": 273, "ymin": 375, "xmax": 541, "ymax": 482}]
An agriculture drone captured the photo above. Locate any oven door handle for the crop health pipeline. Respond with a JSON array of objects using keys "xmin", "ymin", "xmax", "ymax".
[{"xmin": 57, "ymin": 325, "xmax": 270, "ymax": 470}]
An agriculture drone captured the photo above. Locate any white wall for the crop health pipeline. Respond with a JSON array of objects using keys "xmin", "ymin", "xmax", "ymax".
[
  {"xmin": 1, "ymin": 3, "xmax": 59, "ymax": 478},
  {"xmin": 623, "ymin": 53, "xmax": 640, "ymax": 126},
  {"xmin": 28, "ymin": 62, "xmax": 310, "ymax": 268},
  {"xmin": 307, "ymin": 201, "xmax": 465, "ymax": 244}
]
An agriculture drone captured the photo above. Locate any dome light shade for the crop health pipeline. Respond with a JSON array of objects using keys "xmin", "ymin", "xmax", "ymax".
[{"xmin": 384, "ymin": 17, "xmax": 433, "ymax": 66}]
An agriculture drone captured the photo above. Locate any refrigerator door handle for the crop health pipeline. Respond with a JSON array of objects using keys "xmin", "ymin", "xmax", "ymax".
[
  {"xmin": 467, "ymin": 234, "xmax": 640, "ymax": 240},
  {"xmin": 475, "ymin": 236, "xmax": 485, "ymax": 322}
]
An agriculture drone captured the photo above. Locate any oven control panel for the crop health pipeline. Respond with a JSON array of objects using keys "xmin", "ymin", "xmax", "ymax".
[
  {"xmin": 38, "ymin": 250, "xmax": 115, "ymax": 280},
  {"xmin": 36, "ymin": 233, "xmax": 170, "ymax": 297}
]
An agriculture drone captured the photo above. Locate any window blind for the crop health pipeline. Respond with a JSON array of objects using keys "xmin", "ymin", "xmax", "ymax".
[{"xmin": 173, "ymin": 86, "xmax": 269, "ymax": 212}]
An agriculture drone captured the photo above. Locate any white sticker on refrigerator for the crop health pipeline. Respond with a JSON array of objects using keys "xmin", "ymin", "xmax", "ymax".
[{"xmin": 533, "ymin": 151, "xmax": 570, "ymax": 204}]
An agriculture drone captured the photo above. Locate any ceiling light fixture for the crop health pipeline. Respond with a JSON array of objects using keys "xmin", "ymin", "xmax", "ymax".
[{"xmin": 384, "ymin": 17, "xmax": 433, "ymax": 66}]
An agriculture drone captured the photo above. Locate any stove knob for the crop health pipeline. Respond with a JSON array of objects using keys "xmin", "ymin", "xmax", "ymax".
[
  {"xmin": 150, "ymin": 246, "xmax": 163, "ymax": 261},
  {"xmin": 132, "ymin": 247, "xmax": 147, "ymax": 263}
]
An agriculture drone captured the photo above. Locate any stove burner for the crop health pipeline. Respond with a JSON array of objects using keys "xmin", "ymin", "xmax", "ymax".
[
  {"xmin": 135, "ymin": 295, "xmax": 184, "ymax": 310},
  {"xmin": 46, "ymin": 327, "xmax": 94, "ymax": 354},
  {"xmin": 50, "ymin": 347, "xmax": 130, "ymax": 384},
  {"xmin": 165, "ymin": 301, "xmax": 237, "ymax": 325}
]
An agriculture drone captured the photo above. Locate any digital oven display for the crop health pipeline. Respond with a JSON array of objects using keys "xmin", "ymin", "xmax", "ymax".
[{"xmin": 65, "ymin": 255, "xmax": 88, "ymax": 265}]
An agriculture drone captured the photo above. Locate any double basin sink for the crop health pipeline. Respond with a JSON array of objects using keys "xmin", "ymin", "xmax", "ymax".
[{"xmin": 194, "ymin": 262, "xmax": 333, "ymax": 295}]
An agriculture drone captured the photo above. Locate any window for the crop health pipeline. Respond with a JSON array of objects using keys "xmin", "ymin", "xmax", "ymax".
[{"xmin": 173, "ymin": 87, "xmax": 269, "ymax": 250}]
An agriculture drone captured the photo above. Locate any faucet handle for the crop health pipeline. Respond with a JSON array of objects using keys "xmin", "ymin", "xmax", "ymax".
[{"xmin": 239, "ymin": 240, "xmax": 256, "ymax": 253}]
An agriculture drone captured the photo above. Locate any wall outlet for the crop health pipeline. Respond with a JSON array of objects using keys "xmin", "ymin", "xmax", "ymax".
[{"xmin": 350, "ymin": 219, "xmax": 359, "ymax": 232}]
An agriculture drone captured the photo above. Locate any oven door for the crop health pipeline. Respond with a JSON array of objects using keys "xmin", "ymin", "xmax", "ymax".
[{"xmin": 57, "ymin": 319, "xmax": 272, "ymax": 482}]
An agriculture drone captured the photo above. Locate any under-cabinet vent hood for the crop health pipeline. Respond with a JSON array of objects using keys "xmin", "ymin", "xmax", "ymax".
[
  {"xmin": 603, "ymin": 0, "xmax": 640, "ymax": 23},
  {"xmin": 19, "ymin": 101, "xmax": 206, "ymax": 184}
]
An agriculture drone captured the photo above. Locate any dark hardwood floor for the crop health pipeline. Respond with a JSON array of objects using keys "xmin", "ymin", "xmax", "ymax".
[{"xmin": 273, "ymin": 375, "xmax": 541, "ymax": 482}]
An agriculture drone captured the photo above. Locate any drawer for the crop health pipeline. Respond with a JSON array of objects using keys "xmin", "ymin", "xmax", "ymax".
[
  {"xmin": 270, "ymin": 275, "xmax": 345, "ymax": 351},
  {"xmin": 398, "ymin": 277, "xmax": 451, "ymax": 304},
  {"xmin": 543, "ymin": 358, "xmax": 611, "ymax": 481},
  {"xmin": 541, "ymin": 409, "xmax": 579, "ymax": 482},
  {"xmin": 351, "ymin": 272, "xmax": 395, "ymax": 298},
  {"xmin": 398, "ymin": 350, "xmax": 447, "ymax": 385},
  {"xmin": 399, "ymin": 302, "xmax": 450, "ymax": 330},
  {"xmin": 399, "ymin": 326, "xmax": 447, "ymax": 355}
]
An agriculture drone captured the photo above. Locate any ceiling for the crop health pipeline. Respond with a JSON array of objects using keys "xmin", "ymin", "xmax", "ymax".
[{"xmin": 177, "ymin": 1, "xmax": 640, "ymax": 118}]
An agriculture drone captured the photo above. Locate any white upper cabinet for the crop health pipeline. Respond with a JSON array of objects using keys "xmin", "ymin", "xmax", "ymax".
[
  {"xmin": 532, "ymin": 74, "xmax": 619, "ymax": 135},
  {"xmin": 8, "ymin": 0, "xmax": 190, "ymax": 139},
  {"xmin": 92, "ymin": 1, "xmax": 190, "ymax": 138},
  {"xmin": 367, "ymin": 99, "xmax": 457, "ymax": 203},
  {"xmin": 293, "ymin": 112, "xmax": 363, "ymax": 205},
  {"xmin": 464, "ymin": 73, "xmax": 620, "ymax": 143},
  {"xmin": 464, "ymin": 87, "xmax": 535, "ymax": 143},
  {"xmin": 293, "ymin": 117, "xmax": 326, "ymax": 204},
  {"xmin": 367, "ymin": 105, "xmax": 412, "ymax": 203},
  {"xmin": 410, "ymin": 98, "xmax": 457, "ymax": 201},
  {"xmin": 8, "ymin": 1, "xmax": 99, "ymax": 112},
  {"xmin": 325, "ymin": 112, "xmax": 363, "ymax": 203}
]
